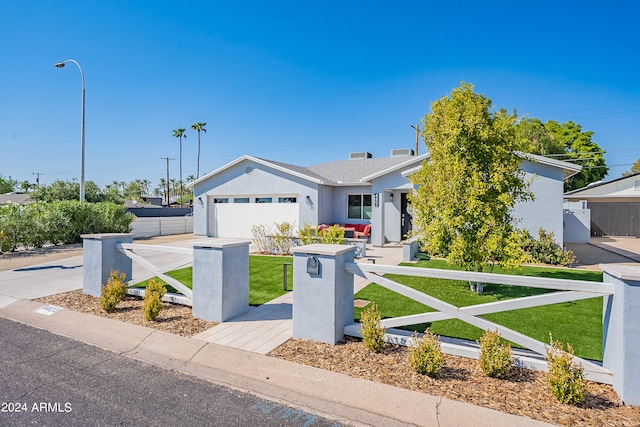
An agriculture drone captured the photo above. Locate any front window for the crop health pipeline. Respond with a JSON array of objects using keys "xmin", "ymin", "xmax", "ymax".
[
  {"xmin": 213, "ymin": 198, "xmax": 228, "ymax": 203},
  {"xmin": 255, "ymin": 197, "xmax": 272, "ymax": 203},
  {"xmin": 347, "ymin": 194, "xmax": 372, "ymax": 219}
]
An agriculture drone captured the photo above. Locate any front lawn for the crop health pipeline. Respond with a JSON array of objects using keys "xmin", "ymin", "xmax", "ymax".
[
  {"xmin": 354, "ymin": 260, "xmax": 604, "ymax": 361},
  {"xmin": 134, "ymin": 255, "xmax": 292, "ymax": 306}
]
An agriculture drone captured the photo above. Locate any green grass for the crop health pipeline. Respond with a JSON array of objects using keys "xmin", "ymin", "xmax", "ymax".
[
  {"xmin": 354, "ymin": 260, "xmax": 604, "ymax": 361},
  {"xmin": 133, "ymin": 255, "xmax": 292, "ymax": 306}
]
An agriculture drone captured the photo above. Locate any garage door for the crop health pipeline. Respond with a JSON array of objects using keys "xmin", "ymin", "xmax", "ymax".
[{"xmin": 212, "ymin": 202, "xmax": 299, "ymax": 238}]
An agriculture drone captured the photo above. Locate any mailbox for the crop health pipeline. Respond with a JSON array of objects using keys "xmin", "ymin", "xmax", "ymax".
[{"xmin": 306, "ymin": 256, "xmax": 320, "ymax": 275}]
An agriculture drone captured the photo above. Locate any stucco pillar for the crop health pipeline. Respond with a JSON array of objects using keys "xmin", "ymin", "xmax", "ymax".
[
  {"xmin": 82, "ymin": 233, "xmax": 133, "ymax": 297},
  {"xmin": 291, "ymin": 244, "xmax": 355, "ymax": 344},
  {"xmin": 192, "ymin": 239, "xmax": 250, "ymax": 322},
  {"xmin": 371, "ymin": 192, "xmax": 385, "ymax": 247},
  {"xmin": 601, "ymin": 264, "xmax": 640, "ymax": 405}
]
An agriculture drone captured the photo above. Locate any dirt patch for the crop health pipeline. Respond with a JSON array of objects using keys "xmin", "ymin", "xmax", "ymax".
[{"xmin": 270, "ymin": 337, "xmax": 640, "ymax": 427}]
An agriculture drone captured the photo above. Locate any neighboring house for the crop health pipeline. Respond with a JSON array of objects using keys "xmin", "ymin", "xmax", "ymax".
[
  {"xmin": 0, "ymin": 192, "xmax": 33, "ymax": 205},
  {"xmin": 188, "ymin": 150, "xmax": 581, "ymax": 246},
  {"xmin": 564, "ymin": 172, "xmax": 640, "ymax": 237}
]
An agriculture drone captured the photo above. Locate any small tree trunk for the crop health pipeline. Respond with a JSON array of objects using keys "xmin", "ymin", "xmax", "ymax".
[
  {"xmin": 469, "ymin": 281, "xmax": 484, "ymax": 293},
  {"xmin": 469, "ymin": 264, "xmax": 484, "ymax": 293}
]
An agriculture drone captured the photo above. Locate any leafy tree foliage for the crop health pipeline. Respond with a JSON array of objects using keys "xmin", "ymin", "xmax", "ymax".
[
  {"xmin": 516, "ymin": 118, "xmax": 563, "ymax": 155},
  {"xmin": 409, "ymin": 83, "xmax": 532, "ymax": 273},
  {"xmin": 622, "ymin": 157, "xmax": 640, "ymax": 177},
  {"xmin": 191, "ymin": 122, "xmax": 207, "ymax": 178},
  {"xmin": 0, "ymin": 175, "xmax": 18, "ymax": 194},
  {"xmin": 544, "ymin": 120, "xmax": 607, "ymax": 191},
  {"xmin": 30, "ymin": 180, "xmax": 120, "ymax": 203},
  {"xmin": 518, "ymin": 119, "xmax": 607, "ymax": 191}
]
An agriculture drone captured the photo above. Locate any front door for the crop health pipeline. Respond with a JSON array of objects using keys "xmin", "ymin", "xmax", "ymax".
[{"xmin": 400, "ymin": 193, "xmax": 412, "ymax": 239}]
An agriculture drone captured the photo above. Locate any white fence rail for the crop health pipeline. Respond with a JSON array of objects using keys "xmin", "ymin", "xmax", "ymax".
[
  {"xmin": 130, "ymin": 216, "xmax": 193, "ymax": 238},
  {"xmin": 344, "ymin": 263, "xmax": 613, "ymax": 383},
  {"xmin": 116, "ymin": 243, "xmax": 193, "ymax": 301}
]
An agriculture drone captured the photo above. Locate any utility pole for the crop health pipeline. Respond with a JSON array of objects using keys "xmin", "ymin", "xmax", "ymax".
[
  {"xmin": 31, "ymin": 172, "xmax": 45, "ymax": 188},
  {"xmin": 161, "ymin": 157, "xmax": 174, "ymax": 206},
  {"xmin": 410, "ymin": 124, "xmax": 420, "ymax": 155}
]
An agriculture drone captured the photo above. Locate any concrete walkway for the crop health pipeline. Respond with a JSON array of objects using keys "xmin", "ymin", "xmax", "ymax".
[
  {"xmin": 590, "ymin": 236, "xmax": 640, "ymax": 263},
  {"xmin": 193, "ymin": 244, "xmax": 407, "ymax": 354}
]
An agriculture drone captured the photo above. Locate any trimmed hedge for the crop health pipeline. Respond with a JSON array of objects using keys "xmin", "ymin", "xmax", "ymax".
[{"xmin": 0, "ymin": 201, "xmax": 134, "ymax": 252}]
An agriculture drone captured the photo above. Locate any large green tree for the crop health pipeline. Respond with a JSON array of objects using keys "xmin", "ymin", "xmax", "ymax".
[
  {"xmin": 191, "ymin": 122, "xmax": 207, "ymax": 178},
  {"xmin": 409, "ymin": 83, "xmax": 532, "ymax": 281},
  {"xmin": 518, "ymin": 120, "xmax": 607, "ymax": 191},
  {"xmin": 172, "ymin": 128, "xmax": 187, "ymax": 207},
  {"xmin": 31, "ymin": 180, "xmax": 108, "ymax": 203}
]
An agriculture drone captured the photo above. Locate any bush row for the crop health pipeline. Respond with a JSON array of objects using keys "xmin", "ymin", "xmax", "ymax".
[{"xmin": 0, "ymin": 201, "xmax": 135, "ymax": 252}]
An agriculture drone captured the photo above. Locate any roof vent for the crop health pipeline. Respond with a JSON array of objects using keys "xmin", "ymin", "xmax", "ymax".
[
  {"xmin": 349, "ymin": 152, "xmax": 372, "ymax": 160},
  {"xmin": 391, "ymin": 148, "xmax": 415, "ymax": 157}
]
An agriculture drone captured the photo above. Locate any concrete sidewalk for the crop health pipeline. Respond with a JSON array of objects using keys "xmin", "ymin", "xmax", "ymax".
[{"xmin": 0, "ymin": 245, "xmax": 552, "ymax": 426}]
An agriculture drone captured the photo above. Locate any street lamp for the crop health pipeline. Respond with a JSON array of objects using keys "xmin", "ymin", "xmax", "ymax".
[{"xmin": 54, "ymin": 59, "xmax": 86, "ymax": 201}]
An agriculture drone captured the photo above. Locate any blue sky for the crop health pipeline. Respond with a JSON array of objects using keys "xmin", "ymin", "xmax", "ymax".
[{"xmin": 2, "ymin": 1, "xmax": 640, "ymax": 189}]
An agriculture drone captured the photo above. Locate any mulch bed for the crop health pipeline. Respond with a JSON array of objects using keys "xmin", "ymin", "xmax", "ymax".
[
  {"xmin": 35, "ymin": 290, "xmax": 217, "ymax": 337},
  {"xmin": 269, "ymin": 337, "xmax": 640, "ymax": 427}
]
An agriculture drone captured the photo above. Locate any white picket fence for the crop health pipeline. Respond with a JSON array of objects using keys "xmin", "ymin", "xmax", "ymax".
[{"xmin": 130, "ymin": 216, "xmax": 193, "ymax": 238}]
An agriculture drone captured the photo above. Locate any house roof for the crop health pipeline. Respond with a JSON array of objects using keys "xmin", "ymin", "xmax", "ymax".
[
  {"xmin": 308, "ymin": 156, "xmax": 421, "ymax": 185},
  {"xmin": 516, "ymin": 152, "xmax": 582, "ymax": 180},
  {"xmin": 188, "ymin": 154, "xmax": 423, "ymax": 188},
  {"xmin": 565, "ymin": 171, "xmax": 640, "ymax": 195},
  {"xmin": 188, "ymin": 150, "xmax": 582, "ymax": 190},
  {"xmin": 0, "ymin": 193, "xmax": 32, "ymax": 205}
]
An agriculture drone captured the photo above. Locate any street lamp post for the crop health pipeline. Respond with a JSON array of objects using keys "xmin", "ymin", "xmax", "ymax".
[{"xmin": 55, "ymin": 59, "xmax": 86, "ymax": 201}]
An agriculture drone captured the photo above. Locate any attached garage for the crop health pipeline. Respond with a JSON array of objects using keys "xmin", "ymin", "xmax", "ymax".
[{"xmin": 209, "ymin": 198, "xmax": 299, "ymax": 238}]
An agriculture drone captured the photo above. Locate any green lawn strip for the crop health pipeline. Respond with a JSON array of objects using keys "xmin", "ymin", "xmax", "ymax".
[
  {"xmin": 132, "ymin": 255, "xmax": 292, "ymax": 306},
  {"xmin": 354, "ymin": 260, "xmax": 603, "ymax": 361}
]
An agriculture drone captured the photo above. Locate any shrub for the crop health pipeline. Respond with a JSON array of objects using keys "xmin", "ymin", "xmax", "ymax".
[
  {"xmin": 142, "ymin": 279, "xmax": 167, "ymax": 321},
  {"xmin": 251, "ymin": 224, "xmax": 271, "ymax": 253},
  {"xmin": 298, "ymin": 224, "xmax": 315, "ymax": 246},
  {"xmin": 408, "ymin": 329, "xmax": 444, "ymax": 376},
  {"xmin": 319, "ymin": 225, "xmax": 344, "ymax": 244},
  {"xmin": 271, "ymin": 221, "xmax": 296, "ymax": 255},
  {"xmin": 545, "ymin": 335, "xmax": 586, "ymax": 405},
  {"xmin": 522, "ymin": 228, "xmax": 575, "ymax": 266},
  {"xmin": 100, "ymin": 270, "xmax": 128, "ymax": 313},
  {"xmin": 0, "ymin": 203, "xmax": 21, "ymax": 252},
  {"xmin": 359, "ymin": 303, "xmax": 386, "ymax": 352},
  {"xmin": 478, "ymin": 329, "xmax": 514, "ymax": 378}
]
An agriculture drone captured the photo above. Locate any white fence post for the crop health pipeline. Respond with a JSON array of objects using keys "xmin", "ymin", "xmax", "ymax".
[
  {"xmin": 601, "ymin": 264, "xmax": 640, "ymax": 405},
  {"xmin": 291, "ymin": 244, "xmax": 355, "ymax": 344},
  {"xmin": 82, "ymin": 233, "xmax": 133, "ymax": 297},
  {"xmin": 192, "ymin": 240, "xmax": 250, "ymax": 322}
]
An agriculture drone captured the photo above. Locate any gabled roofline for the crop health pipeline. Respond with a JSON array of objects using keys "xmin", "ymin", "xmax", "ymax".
[
  {"xmin": 360, "ymin": 153, "xmax": 430, "ymax": 182},
  {"xmin": 565, "ymin": 171, "xmax": 640, "ymax": 195},
  {"xmin": 186, "ymin": 155, "xmax": 325, "ymax": 189},
  {"xmin": 516, "ymin": 152, "xmax": 582, "ymax": 180}
]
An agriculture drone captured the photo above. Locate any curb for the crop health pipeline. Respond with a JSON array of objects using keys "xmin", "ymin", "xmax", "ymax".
[{"xmin": 0, "ymin": 299, "xmax": 553, "ymax": 427}]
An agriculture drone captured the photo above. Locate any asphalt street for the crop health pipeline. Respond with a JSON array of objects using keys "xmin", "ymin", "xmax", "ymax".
[{"xmin": 0, "ymin": 318, "xmax": 345, "ymax": 427}]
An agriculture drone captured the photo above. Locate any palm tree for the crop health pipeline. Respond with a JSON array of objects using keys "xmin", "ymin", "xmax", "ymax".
[
  {"xmin": 191, "ymin": 122, "xmax": 207, "ymax": 178},
  {"xmin": 172, "ymin": 128, "xmax": 187, "ymax": 207}
]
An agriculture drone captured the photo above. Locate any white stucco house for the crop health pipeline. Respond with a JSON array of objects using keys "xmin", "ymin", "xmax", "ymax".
[{"xmin": 187, "ymin": 150, "xmax": 581, "ymax": 246}]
